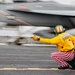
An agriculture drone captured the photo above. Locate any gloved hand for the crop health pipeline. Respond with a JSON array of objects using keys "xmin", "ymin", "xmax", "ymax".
[{"xmin": 31, "ymin": 35, "xmax": 40, "ymax": 41}]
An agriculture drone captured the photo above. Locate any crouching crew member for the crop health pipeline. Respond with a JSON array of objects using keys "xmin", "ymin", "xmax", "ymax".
[{"xmin": 31, "ymin": 25, "xmax": 75, "ymax": 69}]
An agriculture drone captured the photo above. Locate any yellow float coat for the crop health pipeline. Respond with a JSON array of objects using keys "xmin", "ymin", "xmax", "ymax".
[{"xmin": 40, "ymin": 33, "xmax": 75, "ymax": 52}]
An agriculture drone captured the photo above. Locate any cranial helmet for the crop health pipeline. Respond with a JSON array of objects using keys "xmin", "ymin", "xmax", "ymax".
[{"xmin": 54, "ymin": 25, "xmax": 65, "ymax": 34}]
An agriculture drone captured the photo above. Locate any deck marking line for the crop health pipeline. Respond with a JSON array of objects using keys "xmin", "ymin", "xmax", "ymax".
[
  {"xmin": 0, "ymin": 68, "xmax": 59, "ymax": 70},
  {"xmin": 4, "ymin": 68, "xmax": 17, "ymax": 70}
]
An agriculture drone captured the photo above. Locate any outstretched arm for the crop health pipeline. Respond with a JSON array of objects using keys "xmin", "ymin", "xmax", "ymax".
[{"xmin": 31, "ymin": 35, "xmax": 59, "ymax": 44}]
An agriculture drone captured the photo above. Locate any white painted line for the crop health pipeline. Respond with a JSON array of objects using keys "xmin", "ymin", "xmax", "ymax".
[
  {"xmin": 0, "ymin": 43, "xmax": 56, "ymax": 47},
  {"xmin": 22, "ymin": 44, "xmax": 56, "ymax": 47},
  {"xmin": 0, "ymin": 43, "xmax": 8, "ymax": 45}
]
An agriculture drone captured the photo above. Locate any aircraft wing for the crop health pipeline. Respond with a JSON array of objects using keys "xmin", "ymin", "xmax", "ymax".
[
  {"xmin": 9, "ymin": 9, "xmax": 75, "ymax": 16},
  {"xmin": 6, "ymin": 1, "xmax": 75, "ymax": 16},
  {"xmin": 26, "ymin": 10, "xmax": 75, "ymax": 16},
  {"xmin": 5, "ymin": 1, "xmax": 75, "ymax": 28}
]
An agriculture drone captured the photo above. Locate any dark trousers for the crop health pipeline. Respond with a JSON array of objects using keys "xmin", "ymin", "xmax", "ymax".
[{"xmin": 67, "ymin": 54, "xmax": 75, "ymax": 68}]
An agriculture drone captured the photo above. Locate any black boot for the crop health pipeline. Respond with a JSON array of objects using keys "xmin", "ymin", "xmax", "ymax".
[
  {"xmin": 67, "ymin": 55, "xmax": 75, "ymax": 68},
  {"xmin": 67, "ymin": 59, "xmax": 75, "ymax": 68},
  {"xmin": 58, "ymin": 65, "xmax": 69, "ymax": 69}
]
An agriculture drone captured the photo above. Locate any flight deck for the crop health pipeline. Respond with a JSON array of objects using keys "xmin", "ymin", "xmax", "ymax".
[{"xmin": 0, "ymin": 44, "xmax": 74, "ymax": 75}]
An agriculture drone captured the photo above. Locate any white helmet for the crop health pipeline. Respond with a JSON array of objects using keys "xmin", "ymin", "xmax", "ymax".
[{"xmin": 54, "ymin": 25, "xmax": 65, "ymax": 34}]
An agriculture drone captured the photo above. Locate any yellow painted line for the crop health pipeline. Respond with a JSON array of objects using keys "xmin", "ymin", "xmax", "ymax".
[
  {"xmin": 50, "ymin": 68, "xmax": 59, "ymax": 70},
  {"xmin": 0, "ymin": 68, "xmax": 59, "ymax": 71},
  {"xmin": 28, "ymin": 68, "xmax": 41, "ymax": 70},
  {"xmin": 4, "ymin": 68, "xmax": 17, "ymax": 70}
]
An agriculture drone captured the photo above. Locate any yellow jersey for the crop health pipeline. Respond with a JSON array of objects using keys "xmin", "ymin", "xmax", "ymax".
[{"xmin": 39, "ymin": 33, "xmax": 75, "ymax": 52}]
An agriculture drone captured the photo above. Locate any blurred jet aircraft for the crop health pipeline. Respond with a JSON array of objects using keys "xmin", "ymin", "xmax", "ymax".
[
  {"xmin": 0, "ymin": 26, "xmax": 50, "ymax": 45},
  {"xmin": 0, "ymin": 1, "xmax": 75, "ymax": 29}
]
